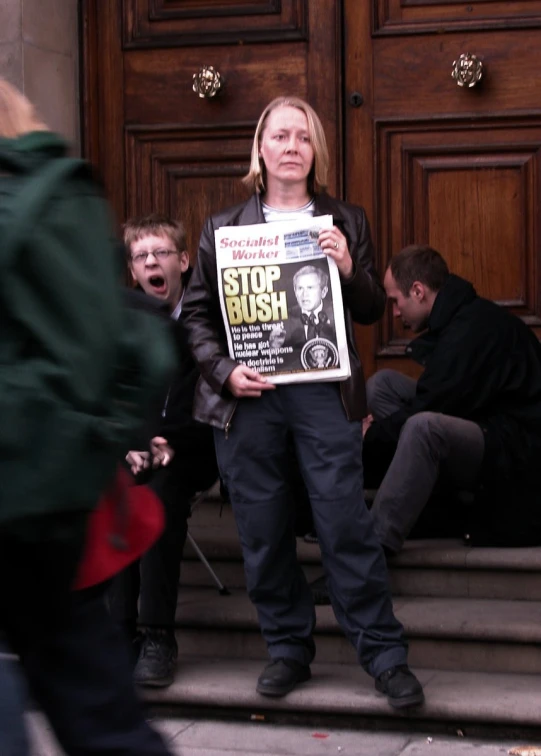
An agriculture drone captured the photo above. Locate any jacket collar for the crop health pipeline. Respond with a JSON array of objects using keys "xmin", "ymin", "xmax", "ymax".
[
  {"xmin": 0, "ymin": 131, "xmax": 67, "ymax": 173},
  {"xmin": 237, "ymin": 194, "xmax": 265, "ymax": 225},
  {"xmin": 406, "ymin": 274, "xmax": 478, "ymax": 364},
  {"xmin": 314, "ymin": 192, "xmax": 347, "ymax": 223},
  {"xmin": 427, "ymin": 274, "xmax": 477, "ymax": 333},
  {"xmin": 237, "ymin": 192, "xmax": 343, "ymax": 226}
]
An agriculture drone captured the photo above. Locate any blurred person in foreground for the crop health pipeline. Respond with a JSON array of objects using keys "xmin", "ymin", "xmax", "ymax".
[
  {"xmin": 0, "ymin": 78, "xmax": 174, "ymax": 755},
  {"xmin": 182, "ymin": 96, "xmax": 423, "ymax": 709},
  {"xmin": 109, "ymin": 214, "xmax": 217, "ymax": 688}
]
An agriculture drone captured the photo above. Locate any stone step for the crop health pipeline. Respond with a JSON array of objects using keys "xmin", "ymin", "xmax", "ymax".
[
  {"xmin": 184, "ymin": 502, "xmax": 541, "ymax": 600},
  {"xmin": 180, "ymin": 557, "xmax": 541, "ymax": 601},
  {"xmin": 142, "ymin": 658, "xmax": 541, "ymax": 735},
  {"xmin": 173, "ymin": 587, "xmax": 541, "ymax": 674}
]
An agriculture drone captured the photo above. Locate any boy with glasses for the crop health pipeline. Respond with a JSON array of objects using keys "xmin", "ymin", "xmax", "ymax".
[{"xmin": 109, "ymin": 214, "xmax": 217, "ymax": 687}]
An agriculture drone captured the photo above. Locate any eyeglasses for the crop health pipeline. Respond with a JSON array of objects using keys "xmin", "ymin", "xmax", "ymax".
[{"xmin": 131, "ymin": 249, "xmax": 177, "ymax": 264}]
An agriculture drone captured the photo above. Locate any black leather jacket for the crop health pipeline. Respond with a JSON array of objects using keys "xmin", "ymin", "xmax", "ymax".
[{"xmin": 182, "ymin": 193, "xmax": 386, "ymax": 431}]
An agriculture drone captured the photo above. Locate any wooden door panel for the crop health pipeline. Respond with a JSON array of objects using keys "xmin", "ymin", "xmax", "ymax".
[
  {"xmin": 375, "ymin": 0, "xmax": 541, "ymax": 34},
  {"xmin": 344, "ymin": 0, "xmax": 541, "ymax": 378},
  {"xmin": 374, "ymin": 30, "xmax": 541, "ymax": 117},
  {"xmin": 124, "ymin": 44, "xmax": 306, "ymax": 125},
  {"xmin": 82, "ymin": 0, "xmax": 126, "ymax": 222},
  {"xmin": 123, "ymin": 0, "xmax": 307, "ymax": 47},
  {"xmin": 125, "ymin": 125, "xmax": 253, "ymax": 259},
  {"xmin": 425, "ymin": 170, "xmax": 524, "ymax": 304},
  {"xmin": 82, "ymin": 0, "xmax": 341, "ymax": 238},
  {"xmin": 375, "ymin": 120, "xmax": 541, "ymax": 364},
  {"xmin": 82, "ymin": 0, "xmax": 541, "ymax": 385}
]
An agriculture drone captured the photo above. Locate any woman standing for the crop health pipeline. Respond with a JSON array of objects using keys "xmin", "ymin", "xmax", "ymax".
[{"xmin": 183, "ymin": 96, "xmax": 424, "ymax": 709}]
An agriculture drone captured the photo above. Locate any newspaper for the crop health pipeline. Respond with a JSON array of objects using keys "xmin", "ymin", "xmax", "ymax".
[{"xmin": 215, "ymin": 215, "xmax": 351, "ymax": 384}]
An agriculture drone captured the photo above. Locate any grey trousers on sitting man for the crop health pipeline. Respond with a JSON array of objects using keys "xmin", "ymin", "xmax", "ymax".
[{"xmin": 367, "ymin": 369, "xmax": 485, "ymax": 555}]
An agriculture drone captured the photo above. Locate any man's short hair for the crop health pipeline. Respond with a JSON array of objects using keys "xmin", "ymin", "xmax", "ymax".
[
  {"xmin": 293, "ymin": 264, "xmax": 329, "ymax": 290},
  {"xmin": 389, "ymin": 245, "xmax": 449, "ymax": 296},
  {"xmin": 123, "ymin": 214, "xmax": 187, "ymax": 257}
]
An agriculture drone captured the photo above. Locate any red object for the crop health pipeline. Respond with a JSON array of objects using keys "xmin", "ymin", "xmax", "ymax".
[{"xmin": 74, "ymin": 466, "xmax": 165, "ymax": 590}]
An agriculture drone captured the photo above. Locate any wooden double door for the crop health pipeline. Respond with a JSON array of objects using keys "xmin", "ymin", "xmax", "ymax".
[{"xmin": 82, "ymin": 1, "xmax": 541, "ymax": 378}]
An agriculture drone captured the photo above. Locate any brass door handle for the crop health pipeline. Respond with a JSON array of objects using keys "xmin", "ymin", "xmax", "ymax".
[
  {"xmin": 192, "ymin": 66, "xmax": 224, "ymax": 98},
  {"xmin": 451, "ymin": 53, "xmax": 483, "ymax": 88}
]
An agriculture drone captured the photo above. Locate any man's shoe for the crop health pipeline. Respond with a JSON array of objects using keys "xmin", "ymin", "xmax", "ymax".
[
  {"xmin": 256, "ymin": 658, "xmax": 311, "ymax": 697},
  {"xmin": 133, "ymin": 629, "xmax": 178, "ymax": 688},
  {"xmin": 375, "ymin": 665, "xmax": 424, "ymax": 709}
]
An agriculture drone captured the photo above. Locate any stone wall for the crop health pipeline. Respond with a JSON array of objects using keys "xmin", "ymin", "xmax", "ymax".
[{"xmin": 0, "ymin": 0, "xmax": 80, "ymax": 152}]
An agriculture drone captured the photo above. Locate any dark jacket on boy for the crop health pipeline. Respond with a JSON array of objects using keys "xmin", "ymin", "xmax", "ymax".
[{"xmin": 109, "ymin": 268, "xmax": 218, "ymax": 686}]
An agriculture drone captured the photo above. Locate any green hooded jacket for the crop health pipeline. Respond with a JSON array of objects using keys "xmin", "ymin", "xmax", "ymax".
[{"xmin": 0, "ymin": 131, "xmax": 175, "ymax": 534}]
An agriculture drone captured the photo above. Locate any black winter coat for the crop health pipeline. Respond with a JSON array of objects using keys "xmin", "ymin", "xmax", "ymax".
[
  {"xmin": 366, "ymin": 275, "xmax": 541, "ymax": 545},
  {"xmin": 126, "ymin": 274, "xmax": 217, "ymax": 493},
  {"xmin": 182, "ymin": 192, "xmax": 386, "ymax": 430}
]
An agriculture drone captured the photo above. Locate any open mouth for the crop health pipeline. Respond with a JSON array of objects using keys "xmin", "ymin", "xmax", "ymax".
[{"xmin": 148, "ymin": 275, "xmax": 166, "ymax": 294}]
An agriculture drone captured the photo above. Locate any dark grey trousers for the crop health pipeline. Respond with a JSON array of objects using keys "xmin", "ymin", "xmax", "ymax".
[
  {"xmin": 366, "ymin": 369, "xmax": 485, "ymax": 554},
  {"xmin": 214, "ymin": 382, "xmax": 408, "ymax": 679},
  {"xmin": 108, "ymin": 459, "xmax": 192, "ymax": 631}
]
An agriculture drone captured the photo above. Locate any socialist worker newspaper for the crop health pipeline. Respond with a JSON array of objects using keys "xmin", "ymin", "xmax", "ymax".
[{"xmin": 215, "ymin": 215, "xmax": 351, "ymax": 384}]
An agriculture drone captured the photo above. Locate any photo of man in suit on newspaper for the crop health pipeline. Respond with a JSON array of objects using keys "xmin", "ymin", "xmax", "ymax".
[{"xmin": 269, "ymin": 261, "xmax": 338, "ymax": 372}]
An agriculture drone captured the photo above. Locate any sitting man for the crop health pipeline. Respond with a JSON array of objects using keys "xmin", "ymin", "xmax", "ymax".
[
  {"xmin": 109, "ymin": 214, "xmax": 218, "ymax": 687},
  {"xmin": 365, "ymin": 244, "xmax": 541, "ymax": 556}
]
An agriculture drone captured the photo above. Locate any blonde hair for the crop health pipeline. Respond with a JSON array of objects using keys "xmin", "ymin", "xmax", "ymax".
[
  {"xmin": 0, "ymin": 78, "xmax": 48, "ymax": 139},
  {"xmin": 123, "ymin": 213, "xmax": 187, "ymax": 257},
  {"xmin": 243, "ymin": 96, "xmax": 329, "ymax": 194}
]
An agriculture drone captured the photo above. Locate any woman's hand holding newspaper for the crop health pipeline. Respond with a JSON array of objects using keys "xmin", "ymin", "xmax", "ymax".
[
  {"xmin": 226, "ymin": 364, "xmax": 276, "ymax": 398},
  {"xmin": 318, "ymin": 226, "xmax": 352, "ymax": 279}
]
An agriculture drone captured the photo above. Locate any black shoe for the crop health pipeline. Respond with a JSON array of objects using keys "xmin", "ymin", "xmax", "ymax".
[
  {"xmin": 133, "ymin": 629, "xmax": 178, "ymax": 688},
  {"xmin": 309, "ymin": 574, "xmax": 331, "ymax": 606},
  {"xmin": 256, "ymin": 658, "xmax": 311, "ymax": 697},
  {"xmin": 375, "ymin": 665, "xmax": 424, "ymax": 709}
]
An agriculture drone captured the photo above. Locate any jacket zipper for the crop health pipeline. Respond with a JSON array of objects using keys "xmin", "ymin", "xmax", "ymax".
[
  {"xmin": 224, "ymin": 403, "xmax": 237, "ymax": 439},
  {"xmin": 161, "ymin": 387, "xmax": 171, "ymax": 418},
  {"xmin": 339, "ymin": 384, "xmax": 349, "ymax": 419}
]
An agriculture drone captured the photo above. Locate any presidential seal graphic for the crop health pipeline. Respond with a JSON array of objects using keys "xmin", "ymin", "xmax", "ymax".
[{"xmin": 301, "ymin": 338, "xmax": 339, "ymax": 370}]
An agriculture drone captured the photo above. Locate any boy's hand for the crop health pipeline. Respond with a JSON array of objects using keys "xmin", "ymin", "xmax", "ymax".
[
  {"xmin": 150, "ymin": 436, "xmax": 174, "ymax": 468},
  {"xmin": 126, "ymin": 449, "xmax": 151, "ymax": 476}
]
